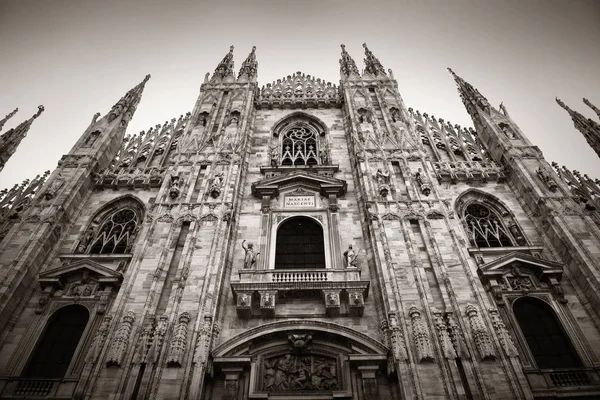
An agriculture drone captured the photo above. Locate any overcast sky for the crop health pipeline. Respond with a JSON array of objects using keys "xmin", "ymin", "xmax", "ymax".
[{"xmin": 1, "ymin": 0, "xmax": 599, "ymax": 189}]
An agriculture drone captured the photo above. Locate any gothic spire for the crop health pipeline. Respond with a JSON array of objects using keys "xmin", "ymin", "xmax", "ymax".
[
  {"xmin": 238, "ymin": 46, "xmax": 258, "ymax": 80},
  {"xmin": 362, "ymin": 43, "xmax": 387, "ymax": 77},
  {"xmin": 339, "ymin": 44, "xmax": 360, "ymax": 78},
  {"xmin": 583, "ymin": 98, "xmax": 600, "ymax": 120},
  {"xmin": 556, "ymin": 97, "xmax": 600, "ymax": 158},
  {"xmin": 0, "ymin": 108, "xmax": 18, "ymax": 132},
  {"xmin": 0, "ymin": 105, "xmax": 44, "ymax": 173},
  {"xmin": 107, "ymin": 74, "xmax": 151, "ymax": 126},
  {"xmin": 447, "ymin": 68, "xmax": 491, "ymax": 112},
  {"xmin": 212, "ymin": 45, "xmax": 235, "ymax": 81}
]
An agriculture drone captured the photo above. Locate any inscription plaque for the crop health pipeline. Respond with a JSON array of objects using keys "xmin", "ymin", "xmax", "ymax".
[{"xmin": 284, "ymin": 196, "xmax": 315, "ymax": 208}]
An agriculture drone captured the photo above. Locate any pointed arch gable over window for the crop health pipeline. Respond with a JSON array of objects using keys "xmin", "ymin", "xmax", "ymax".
[{"xmin": 76, "ymin": 195, "xmax": 145, "ymax": 255}]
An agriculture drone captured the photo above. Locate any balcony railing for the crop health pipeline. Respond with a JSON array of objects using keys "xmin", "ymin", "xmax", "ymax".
[
  {"xmin": 238, "ymin": 268, "xmax": 362, "ymax": 284},
  {"xmin": 525, "ymin": 368, "xmax": 600, "ymax": 394}
]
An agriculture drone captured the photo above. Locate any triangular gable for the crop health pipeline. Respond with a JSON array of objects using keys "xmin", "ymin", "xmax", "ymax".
[
  {"xmin": 478, "ymin": 251, "xmax": 563, "ymax": 281},
  {"xmin": 39, "ymin": 259, "xmax": 123, "ymax": 289},
  {"xmin": 252, "ymin": 170, "xmax": 347, "ymax": 198}
]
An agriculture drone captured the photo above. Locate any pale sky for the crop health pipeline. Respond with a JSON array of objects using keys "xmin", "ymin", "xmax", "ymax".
[{"xmin": 1, "ymin": 0, "xmax": 599, "ymax": 189}]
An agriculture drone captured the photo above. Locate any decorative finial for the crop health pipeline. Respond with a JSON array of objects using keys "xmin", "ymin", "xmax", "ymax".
[
  {"xmin": 230, "ymin": 45, "xmax": 234, "ymax": 52},
  {"xmin": 143, "ymin": 74, "xmax": 151, "ymax": 83},
  {"xmin": 555, "ymin": 97, "xmax": 569, "ymax": 110},
  {"xmin": 341, "ymin": 44, "xmax": 346, "ymax": 50}
]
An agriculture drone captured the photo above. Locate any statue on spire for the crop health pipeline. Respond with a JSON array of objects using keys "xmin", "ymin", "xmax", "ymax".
[
  {"xmin": 339, "ymin": 44, "xmax": 359, "ymax": 78},
  {"xmin": 212, "ymin": 45, "xmax": 235, "ymax": 80},
  {"xmin": 362, "ymin": 43, "xmax": 387, "ymax": 77},
  {"xmin": 238, "ymin": 46, "xmax": 258, "ymax": 80}
]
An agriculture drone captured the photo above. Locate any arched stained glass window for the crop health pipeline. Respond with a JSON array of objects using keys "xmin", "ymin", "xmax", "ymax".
[
  {"xmin": 24, "ymin": 305, "xmax": 89, "ymax": 378},
  {"xmin": 275, "ymin": 217, "xmax": 325, "ymax": 269},
  {"xmin": 281, "ymin": 123, "xmax": 318, "ymax": 166},
  {"xmin": 513, "ymin": 297, "xmax": 581, "ymax": 369},
  {"xmin": 89, "ymin": 207, "xmax": 138, "ymax": 254},
  {"xmin": 463, "ymin": 203, "xmax": 513, "ymax": 248}
]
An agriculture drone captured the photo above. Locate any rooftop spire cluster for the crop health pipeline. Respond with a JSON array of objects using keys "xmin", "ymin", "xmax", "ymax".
[{"xmin": 0, "ymin": 105, "xmax": 45, "ymax": 173}]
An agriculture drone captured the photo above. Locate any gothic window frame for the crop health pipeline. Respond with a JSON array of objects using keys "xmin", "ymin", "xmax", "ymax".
[
  {"xmin": 456, "ymin": 191, "xmax": 528, "ymax": 249},
  {"xmin": 271, "ymin": 112, "xmax": 328, "ymax": 168},
  {"xmin": 75, "ymin": 196, "xmax": 145, "ymax": 256}
]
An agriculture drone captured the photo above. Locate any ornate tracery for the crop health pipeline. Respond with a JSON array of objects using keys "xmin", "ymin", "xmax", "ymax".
[
  {"xmin": 458, "ymin": 194, "xmax": 527, "ymax": 248},
  {"xmin": 76, "ymin": 197, "xmax": 144, "ymax": 255},
  {"xmin": 280, "ymin": 123, "xmax": 319, "ymax": 166}
]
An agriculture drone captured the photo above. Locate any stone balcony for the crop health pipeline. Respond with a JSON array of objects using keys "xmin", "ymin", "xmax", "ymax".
[
  {"xmin": 433, "ymin": 161, "xmax": 506, "ymax": 184},
  {"xmin": 231, "ymin": 268, "xmax": 370, "ymax": 319}
]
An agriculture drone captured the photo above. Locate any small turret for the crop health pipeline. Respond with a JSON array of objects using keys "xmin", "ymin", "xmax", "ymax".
[
  {"xmin": 0, "ymin": 108, "xmax": 18, "ymax": 132},
  {"xmin": 362, "ymin": 43, "xmax": 387, "ymax": 77},
  {"xmin": 238, "ymin": 46, "xmax": 258, "ymax": 81},
  {"xmin": 339, "ymin": 44, "xmax": 360, "ymax": 79},
  {"xmin": 107, "ymin": 74, "xmax": 151, "ymax": 127},
  {"xmin": 212, "ymin": 45, "xmax": 235, "ymax": 81},
  {"xmin": 0, "ymin": 105, "xmax": 44, "ymax": 173}
]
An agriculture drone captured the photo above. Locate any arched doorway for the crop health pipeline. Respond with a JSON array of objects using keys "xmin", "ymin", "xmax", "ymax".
[
  {"xmin": 275, "ymin": 217, "xmax": 325, "ymax": 269},
  {"xmin": 513, "ymin": 297, "xmax": 581, "ymax": 369}
]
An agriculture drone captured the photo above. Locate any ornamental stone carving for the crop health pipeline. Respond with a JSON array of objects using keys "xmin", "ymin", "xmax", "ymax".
[
  {"xmin": 489, "ymin": 309, "xmax": 519, "ymax": 358},
  {"xmin": 465, "ymin": 304, "xmax": 495, "ymax": 360},
  {"xmin": 209, "ymin": 172, "xmax": 224, "ymax": 198},
  {"xmin": 324, "ymin": 291, "xmax": 340, "ymax": 317},
  {"xmin": 388, "ymin": 313, "xmax": 408, "ymax": 363},
  {"xmin": 432, "ymin": 309, "xmax": 457, "ymax": 360},
  {"xmin": 167, "ymin": 312, "xmax": 191, "ymax": 367},
  {"xmin": 106, "ymin": 311, "xmax": 135, "ymax": 367},
  {"xmin": 133, "ymin": 315, "xmax": 155, "ymax": 364},
  {"xmin": 343, "ymin": 245, "xmax": 358, "ymax": 268},
  {"xmin": 193, "ymin": 315, "xmax": 213, "ymax": 366},
  {"xmin": 537, "ymin": 167, "xmax": 558, "ymax": 192},
  {"xmin": 262, "ymin": 353, "xmax": 338, "ymax": 392},
  {"xmin": 409, "ymin": 306, "xmax": 434, "ymax": 362},
  {"xmin": 85, "ymin": 315, "xmax": 113, "ymax": 363},
  {"xmin": 375, "ymin": 168, "xmax": 391, "ymax": 197}
]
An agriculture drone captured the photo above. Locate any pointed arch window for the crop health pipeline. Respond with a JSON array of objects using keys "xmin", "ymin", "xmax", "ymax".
[
  {"xmin": 24, "ymin": 305, "xmax": 89, "ymax": 378},
  {"xmin": 462, "ymin": 202, "xmax": 526, "ymax": 248},
  {"xmin": 77, "ymin": 198, "xmax": 144, "ymax": 255},
  {"xmin": 275, "ymin": 217, "xmax": 325, "ymax": 269},
  {"xmin": 281, "ymin": 123, "xmax": 318, "ymax": 166},
  {"xmin": 513, "ymin": 297, "xmax": 581, "ymax": 369}
]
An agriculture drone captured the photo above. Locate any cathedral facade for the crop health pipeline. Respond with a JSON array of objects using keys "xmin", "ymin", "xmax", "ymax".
[{"xmin": 1, "ymin": 44, "xmax": 600, "ymax": 400}]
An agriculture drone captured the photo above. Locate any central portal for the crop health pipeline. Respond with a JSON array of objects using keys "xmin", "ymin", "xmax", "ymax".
[{"xmin": 275, "ymin": 216, "xmax": 325, "ymax": 270}]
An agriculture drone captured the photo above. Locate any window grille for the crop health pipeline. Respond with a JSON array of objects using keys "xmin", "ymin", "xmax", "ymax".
[{"xmin": 280, "ymin": 123, "xmax": 318, "ymax": 166}]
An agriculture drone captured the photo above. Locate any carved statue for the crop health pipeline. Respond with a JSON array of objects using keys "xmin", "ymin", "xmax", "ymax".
[
  {"xmin": 169, "ymin": 175, "xmax": 181, "ymax": 199},
  {"xmin": 44, "ymin": 178, "xmax": 64, "ymax": 200},
  {"xmin": 536, "ymin": 167, "xmax": 558, "ymax": 192},
  {"xmin": 375, "ymin": 168, "xmax": 390, "ymax": 184},
  {"xmin": 209, "ymin": 172, "xmax": 224, "ymax": 198},
  {"xmin": 241, "ymin": 240, "xmax": 259, "ymax": 269},
  {"xmin": 343, "ymin": 245, "xmax": 358, "ymax": 268},
  {"xmin": 76, "ymin": 226, "xmax": 95, "ymax": 253},
  {"xmin": 270, "ymin": 145, "xmax": 280, "ymax": 167},
  {"xmin": 415, "ymin": 168, "xmax": 432, "ymax": 196},
  {"xmin": 228, "ymin": 115, "xmax": 239, "ymax": 127}
]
